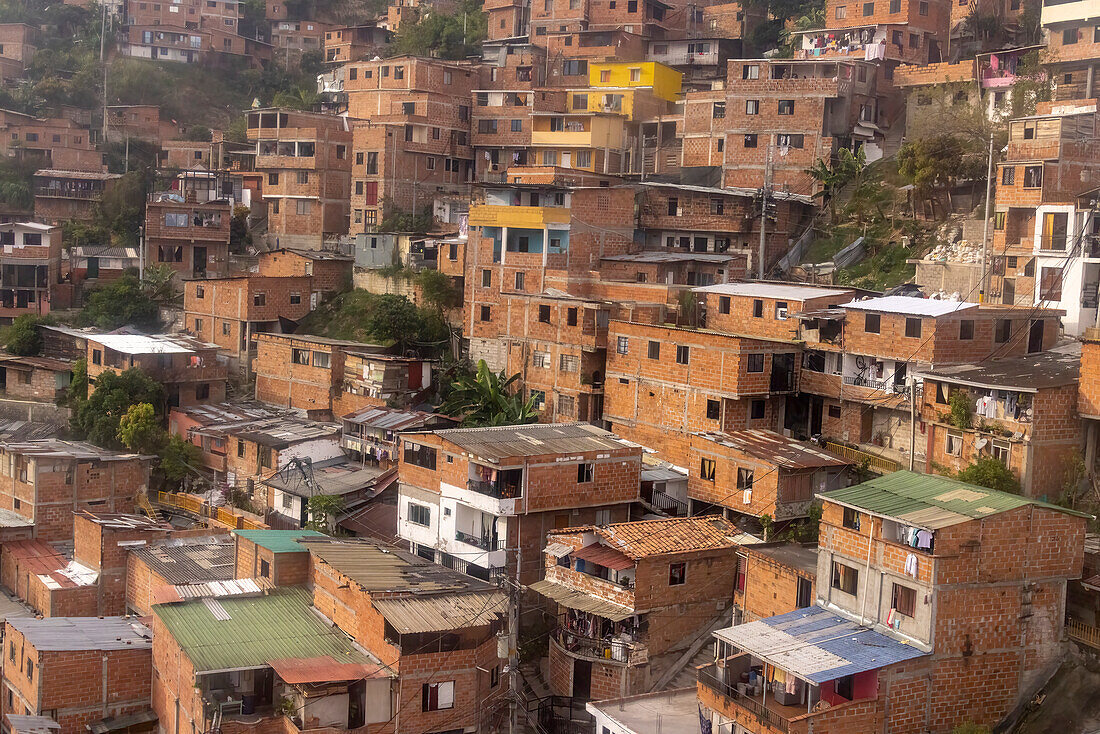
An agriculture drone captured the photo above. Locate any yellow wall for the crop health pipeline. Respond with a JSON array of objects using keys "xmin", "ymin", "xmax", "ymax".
[
  {"xmin": 530, "ymin": 115, "xmax": 624, "ymax": 148},
  {"xmin": 468, "ymin": 204, "xmax": 572, "ymax": 228},
  {"xmin": 588, "ymin": 61, "xmax": 682, "ymax": 101}
]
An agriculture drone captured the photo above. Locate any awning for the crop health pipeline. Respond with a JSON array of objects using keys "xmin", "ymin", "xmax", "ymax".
[
  {"xmin": 269, "ymin": 656, "xmax": 389, "ymax": 685},
  {"xmin": 573, "ymin": 543, "xmax": 634, "ymax": 571},
  {"xmin": 714, "ymin": 606, "xmax": 928, "ymax": 684},
  {"xmin": 86, "ymin": 710, "xmax": 158, "ymax": 734},
  {"xmin": 372, "ymin": 592, "xmax": 508, "ymax": 634},
  {"xmin": 544, "ymin": 542, "xmax": 573, "ymax": 558},
  {"xmin": 7, "ymin": 716, "xmax": 60, "ymax": 734},
  {"xmin": 529, "ymin": 579, "xmax": 635, "ymax": 622}
]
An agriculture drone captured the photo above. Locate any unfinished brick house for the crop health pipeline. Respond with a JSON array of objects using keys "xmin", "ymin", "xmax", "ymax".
[
  {"xmin": 397, "ymin": 422, "xmax": 642, "ymax": 583},
  {"xmin": 688, "ymin": 429, "xmax": 853, "ymax": 521},
  {"xmin": 144, "ymin": 192, "xmax": 232, "ymax": 282},
  {"xmin": 335, "ymin": 351, "xmax": 434, "ymax": 416},
  {"xmin": 732, "ymin": 541, "xmax": 817, "ymax": 623},
  {"xmin": 988, "ymin": 100, "xmax": 1100, "ymax": 334},
  {"xmin": 322, "ymin": 24, "xmax": 389, "ymax": 63},
  {"xmin": 125, "ymin": 534, "xmax": 236, "ymax": 616},
  {"xmin": 1, "ymin": 616, "xmax": 152, "ymax": 734},
  {"xmin": 32, "ymin": 170, "xmax": 119, "ymax": 224},
  {"xmin": 252, "ymin": 333, "xmax": 389, "ymax": 420},
  {"xmin": 256, "ymin": 247, "xmax": 353, "ymax": 294},
  {"xmin": 85, "ymin": 333, "xmax": 228, "ymax": 409},
  {"xmin": 0, "ymin": 110, "xmax": 102, "ymax": 173},
  {"xmin": 0, "ymin": 440, "xmax": 153, "ymax": 542},
  {"xmin": 918, "ymin": 349, "xmax": 1080, "ymax": 500},
  {"xmin": 533, "ymin": 516, "xmax": 740, "ymax": 699},
  {"xmin": 698, "ymin": 471, "xmax": 1089, "ymax": 734},
  {"xmin": 233, "ymin": 528, "xmax": 324, "ymax": 586},
  {"xmin": 0, "ymin": 24, "xmax": 36, "ymax": 79},
  {"xmin": 792, "ymin": 0, "xmax": 950, "ymax": 64},
  {"xmin": 1041, "ymin": 0, "xmax": 1100, "ymax": 101},
  {"xmin": 247, "ymin": 108, "xmax": 352, "ymax": 248},
  {"xmin": 0, "ymin": 222, "xmax": 65, "ymax": 322}
]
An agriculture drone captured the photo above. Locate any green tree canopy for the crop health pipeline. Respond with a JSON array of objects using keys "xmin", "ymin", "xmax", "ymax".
[
  {"xmin": 160, "ymin": 434, "xmax": 201, "ymax": 486},
  {"xmin": 306, "ymin": 494, "xmax": 345, "ymax": 534},
  {"xmin": 78, "ymin": 272, "xmax": 160, "ymax": 330},
  {"xmin": 897, "ymin": 134, "xmax": 987, "ymax": 196},
  {"xmin": 956, "ymin": 456, "xmax": 1021, "ymax": 494},
  {"xmin": 437, "ymin": 360, "xmax": 539, "ymax": 427},
  {"xmin": 117, "ymin": 402, "xmax": 162, "ymax": 454},
  {"xmin": 71, "ymin": 367, "xmax": 166, "ymax": 449},
  {"xmin": 2, "ymin": 314, "xmax": 53, "ymax": 356},
  {"xmin": 392, "ymin": 0, "xmax": 486, "ymax": 59}
]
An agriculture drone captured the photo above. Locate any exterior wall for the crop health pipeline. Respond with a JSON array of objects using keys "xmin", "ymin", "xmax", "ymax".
[
  {"xmin": 0, "ymin": 364, "xmax": 69, "ymax": 402},
  {"xmin": 145, "ymin": 198, "xmax": 232, "ymax": 280},
  {"xmin": 183, "ymin": 276, "xmax": 314, "ymax": 361},
  {"xmin": 252, "ymin": 335, "xmax": 350, "ymax": 417},
  {"xmin": 736, "ymin": 545, "xmax": 816, "ymax": 622}
]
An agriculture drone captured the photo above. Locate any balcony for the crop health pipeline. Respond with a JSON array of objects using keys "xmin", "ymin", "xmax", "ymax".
[
  {"xmin": 467, "ymin": 478, "xmax": 522, "ymax": 500},
  {"xmin": 454, "ymin": 529, "xmax": 506, "ymax": 551},
  {"xmin": 842, "ymin": 375, "xmax": 908, "ymax": 394},
  {"xmin": 468, "ymin": 204, "xmax": 571, "ymax": 228},
  {"xmin": 698, "ymin": 660, "xmax": 800, "ymax": 733},
  {"xmin": 553, "ymin": 630, "xmax": 648, "ymax": 666}
]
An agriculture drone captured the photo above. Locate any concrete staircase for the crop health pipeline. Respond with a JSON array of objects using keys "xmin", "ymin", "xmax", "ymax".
[{"xmin": 649, "ymin": 607, "xmax": 732, "ymax": 692}]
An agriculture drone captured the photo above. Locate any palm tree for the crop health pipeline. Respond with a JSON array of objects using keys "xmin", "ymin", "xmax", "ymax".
[
  {"xmin": 437, "ymin": 360, "xmax": 540, "ymax": 427},
  {"xmin": 806, "ymin": 147, "xmax": 867, "ymax": 223}
]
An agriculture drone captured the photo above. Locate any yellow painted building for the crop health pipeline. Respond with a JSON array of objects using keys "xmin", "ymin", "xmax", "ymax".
[
  {"xmin": 530, "ymin": 113, "xmax": 625, "ymax": 148},
  {"xmin": 588, "ymin": 61, "xmax": 683, "ymax": 101},
  {"xmin": 467, "ymin": 204, "xmax": 572, "ymax": 228}
]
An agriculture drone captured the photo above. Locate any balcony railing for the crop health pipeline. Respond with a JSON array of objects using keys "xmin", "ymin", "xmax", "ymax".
[
  {"xmin": 454, "ymin": 529, "xmax": 506, "ymax": 550},
  {"xmin": 824, "ymin": 442, "xmax": 899, "ymax": 473},
  {"xmin": 699, "ymin": 663, "xmax": 791, "ymax": 733},
  {"xmin": 1068, "ymin": 618, "xmax": 1100, "ymax": 650},
  {"xmin": 648, "ymin": 488, "xmax": 688, "ymax": 515},
  {"xmin": 556, "ymin": 630, "xmax": 647, "ymax": 666},
  {"xmin": 842, "ymin": 375, "xmax": 912, "ymax": 395},
  {"xmin": 467, "ymin": 478, "xmax": 521, "ymax": 500}
]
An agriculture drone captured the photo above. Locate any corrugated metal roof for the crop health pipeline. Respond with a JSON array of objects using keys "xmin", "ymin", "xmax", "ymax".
[
  {"xmin": 714, "ymin": 606, "xmax": 928, "ymax": 684},
  {"xmin": 233, "ymin": 529, "xmax": 327, "ymax": 554},
  {"xmin": 694, "ymin": 430, "xmax": 851, "ymax": 470},
  {"xmin": 342, "ymin": 405, "xmax": 453, "ymax": 432},
  {"xmin": 304, "ymin": 538, "xmax": 497, "ymax": 594},
  {"xmin": 8, "ymin": 616, "xmax": 151, "ymax": 651},
  {"xmin": 428, "ymin": 422, "xmax": 633, "ymax": 462},
  {"xmin": 0, "ymin": 508, "xmax": 33, "ymax": 529},
  {"xmin": 819, "ymin": 470, "xmax": 1092, "ymax": 529},
  {"xmin": 0, "ymin": 439, "xmax": 150, "ymax": 462},
  {"xmin": 230, "ymin": 417, "xmax": 341, "ymax": 449},
  {"xmin": 268, "ymin": 656, "xmax": 387, "ymax": 684},
  {"xmin": 841, "ymin": 295, "xmax": 977, "ymax": 317},
  {"xmin": 371, "ymin": 592, "xmax": 508, "ymax": 634},
  {"xmin": 914, "ymin": 349, "xmax": 1079, "ymax": 393},
  {"xmin": 130, "ymin": 537, "xmax": 235, "ymax": 585},
  {"xmin": 528, "ymin": 579, "xmax": 635, "ymax": 622},
  {"xmin": 6, "ymin": 715, "xmax": 61, "ymax": 734},
  {"xmin": 261, "ymin": 458, "xmax": 389, "ymax": 498},
  {"xmin": 88, "ymin": 333, "xmax": 216, "ymax": 354},
  {"xmin": 692, "ymin": 282, "xmax": 851, "ymax": 301},
  {"xmin": 152, "ymin": 586, "xmax": 383, "ymax": 674}
]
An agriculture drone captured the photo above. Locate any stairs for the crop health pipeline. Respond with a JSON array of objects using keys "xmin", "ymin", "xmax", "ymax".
[
  {"xmin": 649, "ymin": 607, "xmax": 732, "ymax": 692},
  {"xmin": 135, "ymin": 492, "xmax": 164, "ymax": 524},
  {"xmin": 667, "ymin": 644, "xmax": 717, "ymax": 690}
]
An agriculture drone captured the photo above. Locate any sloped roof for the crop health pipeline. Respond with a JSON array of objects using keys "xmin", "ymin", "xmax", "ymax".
[
  {"xmin": 430, "ymin": 422, "xmax": 634, "ymax": 462},
  {"xmin": 528, "ymin": 579, "xmax": 634, "ymax": 622},
  {"xmin": 820, "ymin": 470, "xmax": 1092, "ymax": 529},
  {"xmin": 552, "ymin": 515, "xmax": 741, "ymax": 558},
  {"xmin": 232, "ymin": 529, "xmax": 326, "ymax": 553},
  {"xmin": 371, "ymin": 593, "xmax": 508, "ymax": 634},
  {"xmin": 841, "ymin": 295, "xmax": 977, "ymax": 317},
  {"xmin": 130, "ymin": 536, "xmax": 235, "ymax": 585},
  {"xmin": 9, "ymin": 616, "xmax": 151, "ymax": 651},
  {"xmin": 694, "ymin": 430, "xmax": 851, "ymax": 470}
]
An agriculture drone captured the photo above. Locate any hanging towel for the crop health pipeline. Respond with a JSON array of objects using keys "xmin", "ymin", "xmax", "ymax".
[{"xmin": 905, "ymin": 553, "xmax": 918, "ymax": 578}]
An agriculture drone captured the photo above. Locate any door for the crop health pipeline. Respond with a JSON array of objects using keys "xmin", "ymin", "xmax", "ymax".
[
  {"xmin": 860, "ymin": 410, "xmax": 874, "ymax": 443},
  {"xmin": 1002, "ymin": 278, "xmax": 1015, "ymax": 305},
  {"xmin": 796, "ymin": 577, "xmax": 812, "ymax": 608},
  {"xmin": 86, "ymin": 257, "xmax": 99, "ymax": 279},
  {"xmin": 1028, "ymin": 319, "xmax": 1045, "ymax": 353},
  {"xmin": 193, "ymin": 246, "xmax": 208, "ymax": 278},
  {"xmin": 810, "ymin": 398, "xmax": 823, "ymax": 436},
  {"xmin": 561, "ymin": 152, "xmax": 572, "ymax": 168},
  {"xmin": 572, "ymin": 659, "xmax": 592, "ymax": 699}
]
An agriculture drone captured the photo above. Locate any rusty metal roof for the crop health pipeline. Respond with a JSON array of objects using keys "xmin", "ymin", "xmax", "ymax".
[
  {"xmin": 528, "ymin": 579, "xmax": 634, "ymax": 622},
  {"xmin": 0, "ymin": 439, "xmax": 152, "ymax": 462},
  {"xmin": 342, "ymin": 405, "xmax": 455, "ymax": 432},
  {"xmin": 572, "ymin": 543, "xmax": 634, "ymax": 571},
  {"xmin": 269, "ymin": 656, "xmax": 388, "ymax": 684},
  {"xmin": 371, "ymin": 592, "xmax": 508, "ymax": 634},
  {"xmin": 427, "ymin": 422, "xmax": 635, "ymax": 462},
  {"xmin": 693, "ymin": 430, "xmax": 852, "ymax": 470},
  {"xmin": 130, "ymin": 536, "xmax": 235, "ymax": 585},
  {"xmin": 304, "ymin": 538, "xmax": 497, "ymax": 594}
]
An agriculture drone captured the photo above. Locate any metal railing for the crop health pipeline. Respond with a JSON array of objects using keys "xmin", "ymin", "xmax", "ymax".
[
  {"xmin": 1068, "ymin": 618, "xmax": 1100, "ymax": 650},
  {"xmin": 824, "ymin": 442, "xmax": 899, "ymax": 473},
  {"xmin": 698, "ymin": 664, "xmax": 791, "ymax": 733},
  {"xmin": 466, "ymin": 478, "xmax": 522, "ymax": 500},
  {"xmin": 454, "ymin": 529, "xmax": 505, "ymax": 550},
  {"xmin": 649, "ymin": 489, "xmax": 688, "ymax": 515},
  {"xmin": 842, "ymin": 375, "xmax": 909, "ymax": 393},
  {"xmin": 555, "ymin": 630, "xmax": 647, "ymax": 666}
]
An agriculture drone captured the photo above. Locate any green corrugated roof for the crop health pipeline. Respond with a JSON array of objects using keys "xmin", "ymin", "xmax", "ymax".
[
  {"xmin": 821, "ymin": 470, "xmax": 1092, "ymax": 529},
  {"xmin": 233, "ymin": 529, "xmax": 326, "ymax": 553},
  {"xmin": 153, "ymin": 587, "xmax": 374, "ymax": 673}
]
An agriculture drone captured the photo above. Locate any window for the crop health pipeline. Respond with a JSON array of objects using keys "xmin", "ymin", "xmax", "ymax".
[
  {"xmin": 667, "ymin": 197, "xmax": 679, "ymax": 216},
  {"xmin": 296, "ymin": 171, "xmax": 309, "ymax": 184},
  {"xmin": 408, "ymin": 503, "xmax": 431, "ymax": 526},
  {"xmin": 296, "ymin": 200, "xmax": 310, "ymax": 216},
  {"xmin": 991, "ymin": 439, "xmax": 1010, "ymax": 465},
  {"xmin": 746, "ymin": 354, "xmax": 764, "ymax": 373},
  {"xmin": 909, "ymin": 32, "xmax": 920, "ymax": 48},
  {"xmin": 563, "ymin": 60, "xmax": 587, "ymax": 75},
  {"xmin": 629, "ymin": 67, "xmax": 641, "ymax": 81},
  {"xmin": 443, "ymin": 70, "xmax": 452, "ymax": 84},
  {"xmin": 668, "ymin": 562, "xmax": 686, "ymax": 585},
  {"xmin": 313, "ymin": 351, "xmax": 331, "ymax": 369},
  {"xmin": 751, "ymin": 399, "xmax": 766, "ymax": 419},
  {"xmin": 530, "ymin": 389, "xmax": 546, "ymax": 409},
  {"xmin": 560, "ymin": 354, "xmax": 579, "ymax": 372},
  {"xmin": 778, "ymin": 100, "xmax": 795, "ymax": 115},
  {"xmin": 616, "ymin": 336, "xmax": 629, "ymax": 354},
  {"xmin": 222, "ymin": 322, "xmax": 231, "ymax": 336},
  {"xmin": 394, "ymin": 66, "xmax": 404, "ymax": 79},
  {"xmin": 719, "ymin": 296, "xmax": 731, "ymax": 314},
  {"xmin": 713, "ymin": 102, "xmax": 726, "ymax": 119},
  {"xmin": 403, "ymin": 442, "xmax": 437, "ymax": 470},
  {"xmin": 889, "ymin": 0, "xmax": 900, "ymax": 10},
  {"xmin": 710, "ymin": 198, "xmax": 724, "ymax": 215},
  {"xmin": 995, "ymin": 319, "xmax": 1011, "ymax": 343},
  {"xmin": 745, "ymin": 99, "xmax": 760, "ymax": 115},
  {"xmin": 863, "ymin": 1, "xmax": 873, "ymax": 13},
  {"xmin": 1023, "ymin": 166, "xmax": 1043, "ymax": 188},
  {"xmin": 994, "ymin": 212, "xmax": 1006, "ymax": 230},
  {"xmin": 253, "ymin": 293, "xmax": 266, "ymax": 307},
  {"xmin": 566, "ymin": 308, "xmax": 578, "ymax": 327},
  {"xmin": 26, "ymin": 659, "xmax": 32, "ymax": 680},
  {"xmin": 165, "ymin": 212, "xmax": 189, "ymax": 227},
  {"xmin": 905, "ymin": 318, "xmax": 922, "ymax": 338},
  {"xmin": 706, "ymin": 399, "xmax": 720, "ymax": 420},
  {"xmin": 775, "ymin": 301, "xmax": 788, "ymax": 320},
  {"xmin": 865, "ymin": 313, "xmax": 881, "ymax": 333},
  {"xmin": 946, "ymin": 429, "xmax": 963, "ymax": 456},
  {"xmin": 533, "ymin": 351, "xmax": 551, "ymax": 369},
  {"xmin": 422, "ymin": 682, "xmax": 454, "ymax": 712},
  {"xmin": 511, "ymin": 119, "xmax": 522, "ymax": 132},
  {"xmin": 1041, "ymin": 267, "xmax": 1062, "ymax": 300},
  {"xmin": 268, "ymin": 172, "xmax": 280, "ymax": 186},
  {"xmin": 737, "ymin": 467, "xmax": 754, "ymax": 490},
  {"xmin": 539, "ymin": 305, "xmax": 551, "ymax": 323},
  {"xmin": 829, "ymin": 405, "xmax": 842, "ymax": 419},
  {"xmin": 291, "ymin": 348, "xmax": 310, "ymax": 365},
  {"xmin": 490, "ymin": 665, "xmax": 500, "ymax": 688},
  {"xmin": 776, "ymin": 133, "xmax": 805, "ymax": 149},
  {"xmin": 479, "ymin": 305, "xmax": 491, "ymax": 322},
  {"xmin": 959, "ymin": 320, "xmax": 974, "ymax": 340},
  {"xmin": 831, "ymin": 561, "xmax": 858, "ymax": 595},
  {"xmin": 1063, "ymin": 27, "xmax": 1078, "ymax": 44},
  {"xmin": 237, "ymin": 439, "xmax": 244, "ymax": 458},
  {"xmin": 478, "ymin": 119, "xmax": 497, "ymax": 134},
  {"xmin": 577, "ymin": 463, "xmax": 594, "ymax": 482},
  {"xmin": 919, "ymin": 0, "xmax": 928, "ymax": 13},
  {"xmin": 648, "ymin": 341, "xmax": 661, "ymax": 359},
  {"xmin": 752, "ymin": 299, "xmax": 763, "ymax": 318},
  {"xmin": 835, "ymin": 4, "xmax": 847, "ymax": 17},
  {"xmin": 676, "ymin": 345, "xmax": 689, "ymax": 364},
  {"xmin": 577, "ymin": 150, "xmax": 592, "ymax": 168},
  {"xmin": 892, "ymin": 583, "xmax": 917, "ymax": 617},
  {"xmin": 513, "ymin": 271, "xmax": 525, "ymax": 291},
  {"xmin": 742, "ymin": 64, "xmax": 759, "ymax": 79},
  {"xmin": 480, "ymin": 269, "xmax": 492, "ymax": 288},
  {"xmin": 1003, "ymin": 167, "xmax": 1017, "ymax": 186},
  {"xmin": 843, "ymin": 507, "xmax": 861, "ymax": 530},
  {"xmin": 744, "ymin": 134, "xmax": 758, "ymax": 148}
]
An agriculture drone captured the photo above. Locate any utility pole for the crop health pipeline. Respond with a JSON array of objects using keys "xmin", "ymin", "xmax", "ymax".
[
  {"xmin": 757, "ymin": 142, "xmax": 772, "ymax": 280},
  {"xmin": 909, "ymin": 382, "xmax": 916, "ymax": 471},
  {"xmin": 978, "ymin": 132, "xmax": 994, "ymax": 303},
  {"xmin": 101, "ymin": 3, "xmax": 108, "ymax": 144}
]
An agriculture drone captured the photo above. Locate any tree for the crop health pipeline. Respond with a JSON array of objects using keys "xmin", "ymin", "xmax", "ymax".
[
  {"xmin": 306, "ymin": 494, "xmax": 345, "ymax": 534},
  {"xmin": 956, "ymin": 456, "xmax": 1021, "ymax": 494},
  {"xmin": 78, "ymin": 272, "xmax": 160, "ymax": 330},
  {"xmin": 65, "ymin": 358, "xmax": 88, "ymax": 405},
  {"xmin": 897, "ymin": 134, "xmax": 987, "ymax": 200},
  {"xmin": 364, "ymin": 294, "xmax": 426, "ymax": 348},
  {"xmin": 271, "ymin": 84, "xmax": 320, "ymax": 110},
  {"xmin": 143, "ymin": 264, "xmax": 180, "ymax": 306},
  {"xmin": 160, "ymin": 434, "xmax": 201, "ymax": 487},
  {"xmin": 97, "ymin": 171, "xmax": 147, "ymax": 246},
  {"xmin": 71, "ymin": 367, "xmax": 166, "ymax": 449},
  {"xmin": 436, "ymin": 360, "xmax": 539, "ymax": 427},
  {"xmin": 391, "ymin": 0, "xmax": 486, "ymax": 59},
  {"xmin": 807, "ymin": 147, "xmax": 866, "ymax": 222},
  {"xmin": 416, "ymin": 270, "xmax": 461, "ymax": 313},
  {"xmin": 230, "ymin": 205, "xmax": 251, "ymax": 252},
  {"xmin": 2, "ymin": 314, "xmax": 53, "ymax": 356},
  {"xmin": 117, "ymin": 402, "xmax": 162, "ymax": 454},
  {"xmin": 948, "ymin": 391, "xmax": 973, "ymax": 429}
]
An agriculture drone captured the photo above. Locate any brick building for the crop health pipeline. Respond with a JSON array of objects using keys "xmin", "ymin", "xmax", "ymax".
[
  {"xmin": 232, "ymin": 528, "xmax": 323, "ymax": 586},
  {"xmin": 1041, "ymin": 0, "xmax": 1100, "ymax": 101},
  {"xmin": 688, "ymin": 429, "xmax": 853, "ymax": 520},
  {"xmin": 1, "ymin": 617, "xmax": 152, "ymax": 734},
  {"xmin": 85, "ymin": 333, "xmax": 228, "ymax": 409},
  {"xmin": 322, "ymin": 24, "xmax": 389, "ymax": 63},
  {"xmin": 336, "ymin": 351, "xmax": 435, "ymax": 416},
  {"xmin": 340, "ymin": 405, "xmax": 456, "ymax": 466},
  {"xmin": 698, "ymin": 471, "xmax": 1088, "ymax": 734},
  {"xmin": 0, "ymin": 440, "xmax": 153, "ymax": 542},
  {"xmin": 144, "ymin": 192, "xmax": 232, "ymax": 282},
  {"xmin": 256, "ymin": 248, "xmax": 353, "ymax": 293},
  {"xmin": 732, "ymin": 541, "xmax": 817, "ymax": 623},
  {"xmin": 167, "ymin": 401, "xmax": 289, "ymax": 481},
  {"xmin": 0, "ymin": 222, "xmax": 64, "ymax": 323},
  {"xmin": 792, "ymin": 0, "xmax": 951, "ymax": 64},
  {"xmin": 0, "ymin": 110, "xmax": 102, "ymax": 173},
  {"xmin": 397, "ymin": 422, "xmax": 643, "ymax": 583},
  {"xmin": 259, "ymin": 456, "xmax": 391, "ymax": 530},
  {"xmin": 918, "ymin": 349, "xmax": 1081, "ymax": 499},
  {"xmin": 0, "ymin": 356, "xmax": 71, "ymax": 403},
  {"xmin": 533, "ymin": 516, "xmax": 741, "ymax": 699},
  {"xmin": 252, "ymin": 333, "xmax": 388, "ymax": 419},
  {"xmin": 125, "ymin": 534, "xmax": 235, "ymax": 616},
  {"xmin": 247, "ymin": 109, "xmax": 352, "ymax": 248},
  {"xmin": 32, "ymin": 170, "xmax": 120, "ymax": 224},
  {"xmin": 0, "ymin": 24, "xmax": 37, "ymax": 79}
]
